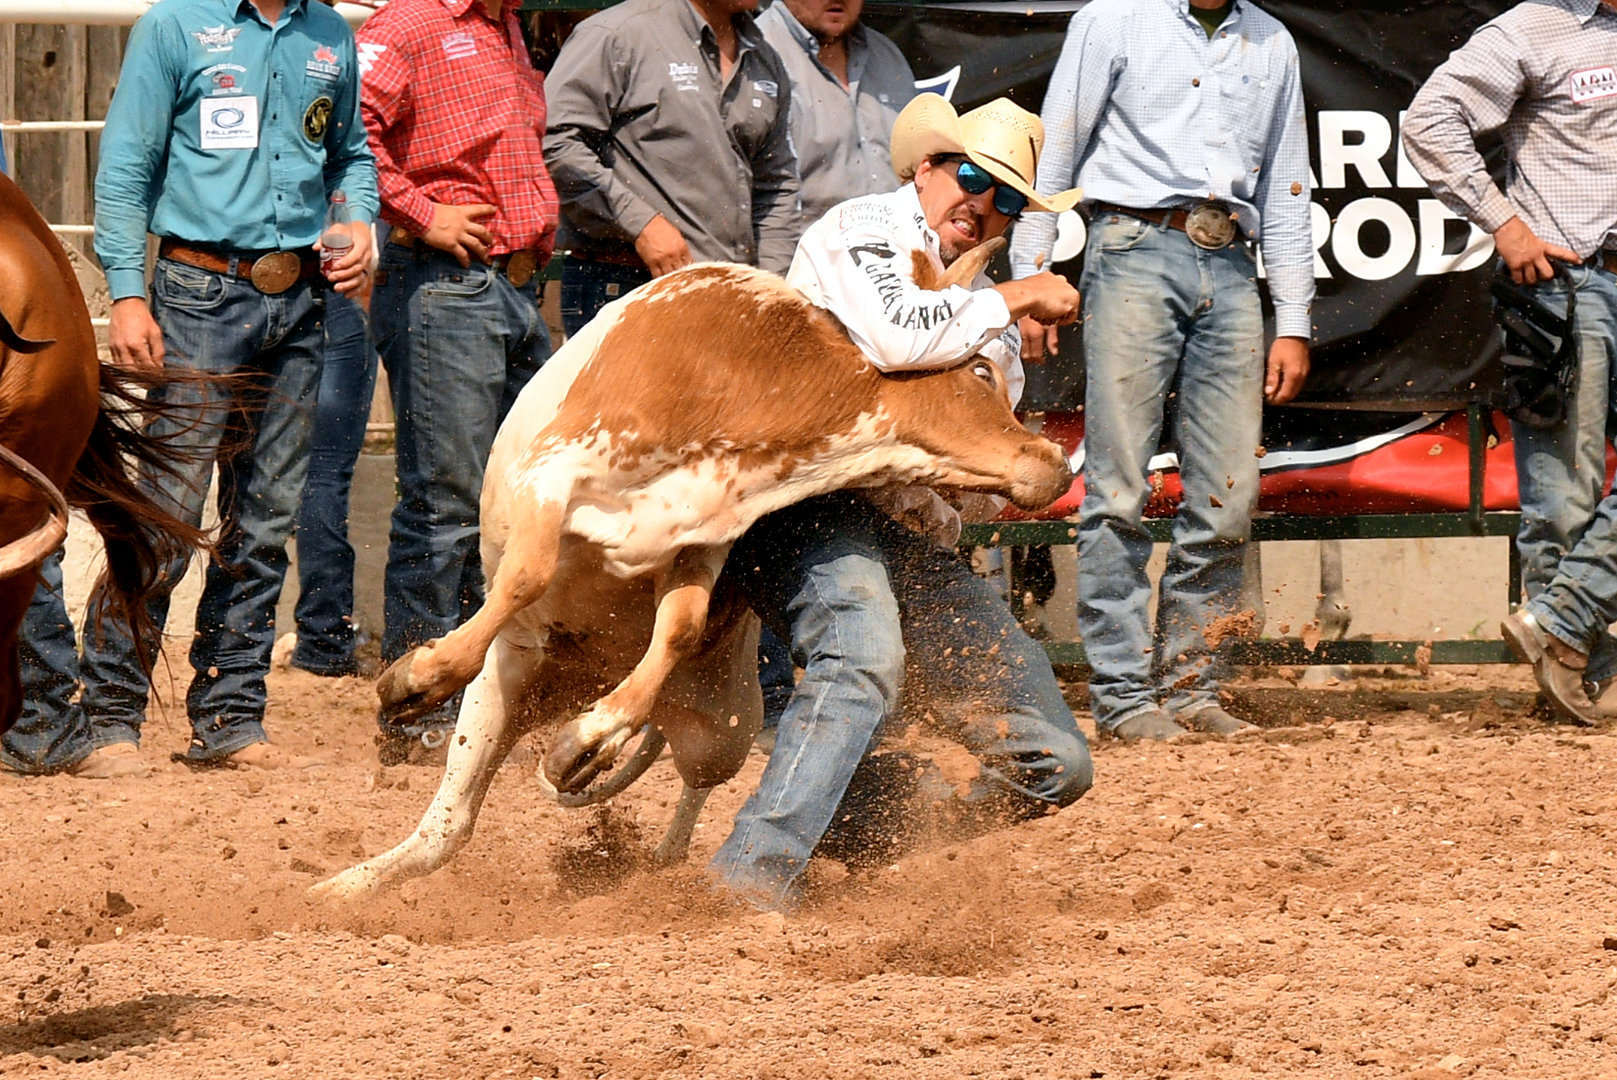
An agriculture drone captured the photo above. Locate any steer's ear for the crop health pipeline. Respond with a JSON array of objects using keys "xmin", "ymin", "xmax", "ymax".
[{"xmin": 937, "ymin": 236, "xmax": 1007, "ymax": 290}]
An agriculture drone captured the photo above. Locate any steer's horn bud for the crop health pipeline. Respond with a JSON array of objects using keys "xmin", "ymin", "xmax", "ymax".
[{"xmin": 938, "ymin": 236, "xmax": 1007, "ymax": 290}]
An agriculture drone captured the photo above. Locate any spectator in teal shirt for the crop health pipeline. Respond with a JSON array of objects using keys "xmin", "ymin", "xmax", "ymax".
[{"xmin": 2, "ymin": 0, "xmax": 379, "ymax": 779}]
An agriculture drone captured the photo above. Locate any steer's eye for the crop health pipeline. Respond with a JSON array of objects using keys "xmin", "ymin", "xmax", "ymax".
[{"xmin": 971, "ymin": 361, "xmax": 996, "ymax": 385}]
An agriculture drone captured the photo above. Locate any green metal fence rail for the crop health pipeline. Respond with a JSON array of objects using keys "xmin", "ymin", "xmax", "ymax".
[{"xmin": 961, "ymin": 402, "xmax": 1525, "ymax": 668}]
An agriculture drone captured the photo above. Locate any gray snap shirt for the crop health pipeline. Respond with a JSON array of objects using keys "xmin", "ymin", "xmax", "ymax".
[
  {"xmin": 543, "ymin": 0, "xmax": 802, "ymax": 272},
  {"xmin": 1402, "ymin": 0, "xmax": 1617, "ymax": 259},
  {"xmin": 754, "ymin": 3, "xmax": 917, "ymax": 234}
]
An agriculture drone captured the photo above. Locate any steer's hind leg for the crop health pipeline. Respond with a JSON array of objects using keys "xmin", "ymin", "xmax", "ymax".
[
  {"xmin": 653, "ymin": 783, "xmax": 715, "ymax": 866},
  {"xmin": 379, "ymin": 495, "xmax": 567, "ymax": 726},
  {"xmin": 545, "ymin": 545, "xmax": 729, "ymax": 793},
  {"xmin": 314, "ymin": 638, "xmax": 528, "ymax": 900}
]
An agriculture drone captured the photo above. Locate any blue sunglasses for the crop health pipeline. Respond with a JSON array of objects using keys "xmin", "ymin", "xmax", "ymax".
[{"xmin": 952, "ymin": 159, "xmax": 1029, "ymax": 218}]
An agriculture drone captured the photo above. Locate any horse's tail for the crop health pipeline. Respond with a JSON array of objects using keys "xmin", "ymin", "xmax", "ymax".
[{"xmin": 65, "ymin": 361, "xmax": 220, "ymax": 674}]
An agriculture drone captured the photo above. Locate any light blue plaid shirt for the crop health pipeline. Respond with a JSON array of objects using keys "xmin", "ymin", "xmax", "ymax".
[{"xmin": 1008, "ymin": 0, "xmax": 1315, "ymax": 339}]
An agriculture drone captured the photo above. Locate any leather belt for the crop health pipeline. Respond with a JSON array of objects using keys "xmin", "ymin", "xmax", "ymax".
[
  {"xmin": 576, "ymin": 248, "xmax": 648, "ymax": 271},
  {"xmin": 1594, "ymin": 249, "xmax": 1617, "ymax": 276},
  {"xmin": 1092, "ymin": 200, "xmax": 1241, "ymax": 250},
  {"xmin": 158, "ymin": 240, "xmax": 318, "ymax": 295},
  {"xmin": 1094, "ymin": 201, "xmax": 1192, "ymax": 233},
  {"xmin": 386, "ymin": 226, "xmax": 544, "ymax": 288}
]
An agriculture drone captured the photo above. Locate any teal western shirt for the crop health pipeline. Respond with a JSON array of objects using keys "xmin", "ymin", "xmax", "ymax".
[{"xmin": 94, "ymin": 0, "xmax": 378, "ymax": 300}]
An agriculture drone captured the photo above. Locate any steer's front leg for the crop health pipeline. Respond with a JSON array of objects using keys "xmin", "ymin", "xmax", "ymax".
[
  {"xmin": 378, "ymin": 494, "xmax": 567, "ymax": 726},
  {"xmin": 313, "ymin": 636, "xmax": 529, "ymax": 900},
  {"xmin": 544, "ymin": 545, "xmax": 730, "ymax": 793}
]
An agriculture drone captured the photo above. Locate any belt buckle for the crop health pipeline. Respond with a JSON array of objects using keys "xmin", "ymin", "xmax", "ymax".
[
  {"xmin": 1185, "ymin": 201, "xmax": 1237, "ymax": 250},
  {"xmin": 249, "ymin": 250, "xmax": 303, "ymax": 294},
  {"xmin": 505, "ymin": 250, "xmax": 537, "ymax": 288}
]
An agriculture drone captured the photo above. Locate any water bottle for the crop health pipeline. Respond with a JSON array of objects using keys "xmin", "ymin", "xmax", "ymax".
[{"xmin": 320, "ymin": 189, "xmax": 354, "ymax": 277}]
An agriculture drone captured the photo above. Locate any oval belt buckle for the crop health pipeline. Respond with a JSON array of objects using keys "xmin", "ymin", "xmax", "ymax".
[
  {"xmin": 250, "ymin": 250, "xmax": 303, "ymax": 294},
  {"xmin": 1185, "ymin": 201, "xmax": 1237, "ymax": 250},
  {"xmin": 505, "ymin": 251, "xmax": 537, "ymax": 289}
]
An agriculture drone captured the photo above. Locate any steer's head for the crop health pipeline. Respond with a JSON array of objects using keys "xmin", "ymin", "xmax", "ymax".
[{"xmin": 875, "ymin": 239, "xmax": 1073, "ymax": 511}]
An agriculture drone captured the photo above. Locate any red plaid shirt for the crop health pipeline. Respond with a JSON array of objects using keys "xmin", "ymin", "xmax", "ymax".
[{"xmin": 357, "ymin": 0, "xmax": 558, "ymax": 259}]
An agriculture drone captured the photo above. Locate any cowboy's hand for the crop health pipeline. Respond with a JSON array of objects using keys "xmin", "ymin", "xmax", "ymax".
[
  {"xmin": 319, "ymin": 221, "xmax": 374, "ymax": 295},
  {"xmin": 1018, "ymin": 316, "xmax": 1061, "ymax": 364},
  {"xmin": 1494, "ymin": 216, "xmax": 1578, "ymax": 285},
  {"xmin": 108, "ymin": 297, "xmax": 165, "ymax": 372},
  {"xmin": 635, "ymin": 215, "xmax": 692, "ymax": 277},
  {"xmin": 995, "ymin": 272, "xmax": 1080, "ymax": 326},
  {"xmin": 1264, "ymin": 336, "xmax": 1310, "ymax": 404},
  {"xmin": 424, "ymin": 202, "xmax": 496, "ymax": 268}
]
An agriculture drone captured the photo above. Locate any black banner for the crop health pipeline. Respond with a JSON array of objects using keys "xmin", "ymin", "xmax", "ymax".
[{"xmin": 862, "ymin": 0, "xmax": 1516, "ymax": 407}]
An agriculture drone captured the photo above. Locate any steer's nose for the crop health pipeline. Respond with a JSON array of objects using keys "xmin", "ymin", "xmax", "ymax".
[{"xmin": 1010, "ymin": 439, "xmax": 1074, "ymax": 510}]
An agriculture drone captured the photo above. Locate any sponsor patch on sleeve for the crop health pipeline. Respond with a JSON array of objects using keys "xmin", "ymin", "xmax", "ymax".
[
  {"xmin": 356, "ymin": 42, "xmax": 387, "ymax": 76},
  {"xmin": 837, "ymin": 200, "xmax": 894, "ymax": 233}
]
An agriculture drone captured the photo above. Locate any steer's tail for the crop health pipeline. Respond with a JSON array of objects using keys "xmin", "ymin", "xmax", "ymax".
[{"xmin": 67, "ymin": 361, "xmax": 218, "ymax": 675}]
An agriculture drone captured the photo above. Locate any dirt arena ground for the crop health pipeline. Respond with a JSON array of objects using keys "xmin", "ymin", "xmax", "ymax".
[{"xmin": 2, "ymin": 661, "xmax": 1614, "ymax": 1080}]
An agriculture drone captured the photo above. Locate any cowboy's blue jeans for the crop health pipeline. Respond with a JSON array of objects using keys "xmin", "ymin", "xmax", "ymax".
[
  {"xmin": 710, "ymin": 493, "xmax": 1092, "ymax": 910},
  {"xmin": 559, "ymin": 255, "xmax": 650, "ymax": 337},
  {"xmin": 291, "ymin": 290, "xmax": 376, "ymax": 676},
  {"xmin": 1512, "ymin": 262, "xmax": 1617, "ymax": 678},
  {"xmin": 1076, "ymin": 213, "xmax": 1264, "ymax": 730},
  {"xmin": 374, "ymin": 247, "xmax": 549, "ymax": 735},
  {"xmin": 2, "ymin": 258, "xmax": 323, "ymax": 771}
]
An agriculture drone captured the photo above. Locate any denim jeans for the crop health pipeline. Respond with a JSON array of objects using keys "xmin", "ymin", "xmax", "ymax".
[
  {"xmin": 2, "ymin": 257, "xmax": 323, "ymax": 771},
  {"xmin": 1512, "ymin": 262, "xmax": 1617, "ymax": 678},
  {"xmin": 1076, "ymin": 213, "xmax": 1264, "ymax": 729},
  {"xmin": 292, "ymin": 290, "xmax": 377, "ymax": 676},
  {"xmin": 1, "ymin": 552, "xmax": 100, "ymax": 773},
  {"xmin": 710, "ymin": 493, "xmax": 1093, "ymax": 910},
  {"xmin": 756, "ymin": 624, "xmax": 794, "ymax": 729},
  {"xmin": 374, "ymin": 246, "xmax": 550, "ymax": 735},
  {"xmin": 559, "ymin": 255, "xmax": 650, "ymax": 337}
]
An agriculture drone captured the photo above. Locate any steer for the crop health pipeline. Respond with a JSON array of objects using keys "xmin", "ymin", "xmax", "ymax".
[
  {"xmin": 0, "ymin": 173, "xmax": 207, "ymax": 733},
  {"xmin": 314, "ymin": 238, "xmax": 1071, "ymax": 900}
]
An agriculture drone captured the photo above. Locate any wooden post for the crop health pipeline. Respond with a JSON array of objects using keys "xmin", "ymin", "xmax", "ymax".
[
  {"xmin": 0, "ymin": 25, "xmax": 15, "ymax": 174},
  {"xmin": 13, "ymin": 23, "xmax": 88, "ymax": 249},
  {"xmin": 85, "ymin": 26, "xmax": 124, "ymax": 191}
]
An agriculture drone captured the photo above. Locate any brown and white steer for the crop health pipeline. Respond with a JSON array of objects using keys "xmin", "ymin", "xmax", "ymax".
[{"xmin": 313, "ymin": 239, "xmax": 1071, "ymax": 900}]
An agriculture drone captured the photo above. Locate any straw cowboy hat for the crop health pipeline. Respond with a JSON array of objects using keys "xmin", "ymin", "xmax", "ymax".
[{"xmin": 890, "ymin": 93, "xmax": 1082, "ymax": 215}]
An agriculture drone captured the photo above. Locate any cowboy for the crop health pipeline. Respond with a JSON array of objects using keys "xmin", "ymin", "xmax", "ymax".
[
  {"xmin": 3, "ymin": 0, "xmax": 377, "ymax": 778},
  {"xmin": 1009, "ymin": 0, "xmax": 1316, "ymax": 742},
  {"xmin": 543, "ymin": 0, "xmax": 800, "ymax": 335},
  {"xmin": 754, "ymin": 0, "xmax": 916, "ymax": 231},
  {"xmin": 356, "ymin": 0, "xmax": 561, "ymax": 763},
  {"xmin": 710, "ymin": 94, "xmax": 1093, "ymax": 912},
  {"xmin": 751, "ymin": 0, "xmax": 918, "ymax": 730},
  {"xmin": 1403, "ymin": 0, "xmax": 1617, "ymax": 723}
]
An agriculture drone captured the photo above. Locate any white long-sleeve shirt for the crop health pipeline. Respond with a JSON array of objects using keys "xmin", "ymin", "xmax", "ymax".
[
  {"xmin": 786, "ymin": 184, "xmax": 1026, "ymax": 545},
  {"xmin": 787, "ymin": 184, "xmax": 1025, "ymax": 405}
]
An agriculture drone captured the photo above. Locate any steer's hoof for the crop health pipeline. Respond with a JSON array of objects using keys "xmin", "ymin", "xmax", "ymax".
[
  {"xmin": 544, "ymin": 726, "xmax": 620, "ymax": 795},
  {"xmin": 309, "ymin": 868, "xmax": 374, "ymax": 903},
  {"xmin": 376, "ymin": 647, "xmax": 440, "ymax": 726}
]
